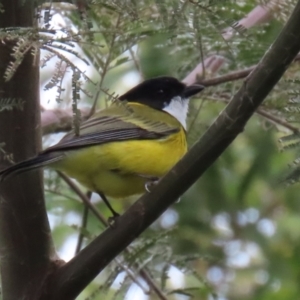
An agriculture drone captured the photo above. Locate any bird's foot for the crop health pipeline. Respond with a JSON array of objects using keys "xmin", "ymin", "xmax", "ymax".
[
  {"xmin": 145, "ymin": 178, "xmax": 159, "ymax": 193},
  {"xmin": 108, "ymin": 212, "xmax": 120, "ymax": 228}
]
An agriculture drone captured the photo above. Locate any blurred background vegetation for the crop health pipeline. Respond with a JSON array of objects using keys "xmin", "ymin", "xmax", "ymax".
[{"xmin": 15, "ymin": 0, "xmax": 300, "ymax": 299}]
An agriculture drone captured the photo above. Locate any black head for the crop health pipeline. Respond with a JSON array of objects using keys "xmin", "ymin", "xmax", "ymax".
[{"xmin": 119, "ymin": 76, "xmax": 204, "ymax": 110}]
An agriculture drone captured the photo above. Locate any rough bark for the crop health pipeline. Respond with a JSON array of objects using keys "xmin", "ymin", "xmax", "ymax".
[{"xmin": 0, "ymin": 1, "xmax": 56, "ymax": 299}]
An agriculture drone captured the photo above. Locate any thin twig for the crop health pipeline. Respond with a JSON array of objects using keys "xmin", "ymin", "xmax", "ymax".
[
  {"xmin": 113, "ymin": 259, "xmax": 150, "ymax": 294},
  {"xmin": 44, "ymin": 188, "xmax": 80, "ymax": 202},
  {"xmin": 41, "ymin": 107, "xmax": 90, "ymax": 135},
  {"xmin": 183, "ymin": 55, "xmax": 225, "ymax": 85},
  {"xmin": 89, "ymin": 14, "xmax": 121, "ymax": 116},
  {"xmin": 200, "ymin": 53, "xmax": 300, "ymax": 87},
  {"xmin": 57, "ymin": 171, "xmax": 107, "ymax": 225},
  {"xmin": 257, "ymin": 108, "xmax": 299, "ymax": 133},
  {"xmin": 187, "ymin": 98, "xmax": 205, "ymax": 135},
  {"xmin": 201, "ymin": 66, "xmax": 256, "ymax": 86},
  {"xmin": 129, "ymin": 46, "xmax": 142, "ymax": 77},
  {"xmin": 139, "ymin": 269, "xmax": 168, "ymax": 300},
  {"xmin": 207, "ymin": 96, "xmax": 299, "ymax": 133},
  {"xmin": 75, "ymin": 191, "xmax": 92, "ymax": 255}
]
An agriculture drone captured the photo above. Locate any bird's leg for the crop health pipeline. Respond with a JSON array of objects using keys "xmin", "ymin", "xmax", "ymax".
[{"xmin": 97, "ymin": 191, "xmax": 119, "ymax": 221}]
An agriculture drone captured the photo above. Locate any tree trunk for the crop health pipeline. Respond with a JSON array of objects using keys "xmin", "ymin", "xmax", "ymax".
[{"xmin": 0, "ymin": 1, "xmax": 56, "ymax": 299}]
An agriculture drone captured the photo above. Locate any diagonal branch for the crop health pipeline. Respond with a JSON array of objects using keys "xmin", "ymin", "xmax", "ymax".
[{"xmin": 45, "ymin": 0, "xmax": 300, "ymax": 299}]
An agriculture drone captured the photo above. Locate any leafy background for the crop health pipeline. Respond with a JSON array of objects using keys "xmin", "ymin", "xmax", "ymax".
[{"xmin": 4, "ymin": 0, "xmax": 300, "ymax": 299}]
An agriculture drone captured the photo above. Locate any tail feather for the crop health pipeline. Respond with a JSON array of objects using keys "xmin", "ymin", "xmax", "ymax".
[{"xmin": 0, "ymin": 153, "xmax": 62, "ymax": 182}]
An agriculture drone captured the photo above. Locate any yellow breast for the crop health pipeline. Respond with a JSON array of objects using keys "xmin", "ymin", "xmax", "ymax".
[{"xmin": 55, "ymin": 128, "xmax": 187, "ymax": 198}]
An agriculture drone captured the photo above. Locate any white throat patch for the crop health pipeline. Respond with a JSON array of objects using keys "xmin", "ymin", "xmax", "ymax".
[{"xmin": 163, "ymin": 96, "xmax": 189, "ymax": 129}]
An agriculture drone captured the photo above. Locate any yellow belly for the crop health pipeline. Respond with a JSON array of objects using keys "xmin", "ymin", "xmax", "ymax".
[{"xmin": 54, "ymin": 130, "xmax": 187, "ymax": 198}]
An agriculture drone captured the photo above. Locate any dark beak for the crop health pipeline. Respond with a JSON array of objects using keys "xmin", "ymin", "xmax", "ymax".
[{"xmin": 183, "ymin": 84, "xmax": 205, "ymax": 98}]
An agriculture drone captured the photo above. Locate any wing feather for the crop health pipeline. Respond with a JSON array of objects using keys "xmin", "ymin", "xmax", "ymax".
[{"xmin": 43, "ymin": 104, "xmax": 179, "ymax": 154}]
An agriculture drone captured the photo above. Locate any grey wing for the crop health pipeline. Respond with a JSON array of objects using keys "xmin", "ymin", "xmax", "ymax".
[{"xmin": 42, "ymin": 115, "xmax": 179, "ymax": 154}]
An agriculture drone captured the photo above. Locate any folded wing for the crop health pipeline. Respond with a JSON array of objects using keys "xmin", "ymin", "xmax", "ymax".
[{"xmin": 0, "ymin": 103, "xmax": 179, "ymax": 181}]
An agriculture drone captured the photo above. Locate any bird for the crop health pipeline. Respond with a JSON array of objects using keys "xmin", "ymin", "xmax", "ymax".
[{"xmin": 0, "ymin": 76, "xmax": 204, "ymax": 217}]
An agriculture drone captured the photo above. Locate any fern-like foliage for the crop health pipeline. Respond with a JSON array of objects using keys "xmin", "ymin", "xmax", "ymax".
[
  {"xmin": 280, "ymin": 135, "xmax": 300, "ymax": 185},
  {"xmin": 72, "ymin": 68, "xmax": 82, "ymax": 136},
  {"xmin": 1, "ymin": 28, "xmax": 39, "ymax": 81},
  {"xmin": 279, "ymin": 76, "xmax": 300, "ymax": 184},
  {"xmin": 0, "ymin": 98, "xmax": 25, "ymax": 112},
  {"xmin": 78, "ymin": 229, "xmax": 216, "ymax": 299}
]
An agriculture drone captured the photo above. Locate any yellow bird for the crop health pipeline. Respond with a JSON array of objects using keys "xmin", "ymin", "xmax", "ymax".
[{"xmin": 0, "ymin": 77, "xmax": 204, "ymax": 216}]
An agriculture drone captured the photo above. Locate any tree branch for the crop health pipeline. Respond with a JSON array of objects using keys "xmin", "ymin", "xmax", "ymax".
[
  {"xmin": 57, "ymin": 171, "xmax": 107, "ymax": 225},
  {"xmin": 45, "ymin": 0, "xmax": 300, "ymax": 299},
  {"xmin": 200, "ymin": 53, "xmax": 300, "ymax": 87},
  {"xmin": 42, "ymin": 107, "xmax": 90, "ymax": 135}
]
